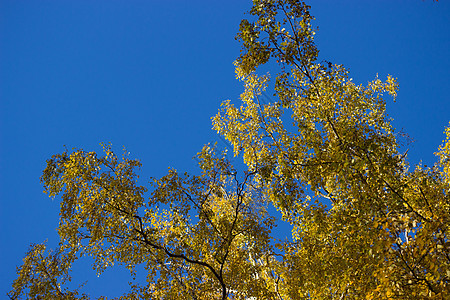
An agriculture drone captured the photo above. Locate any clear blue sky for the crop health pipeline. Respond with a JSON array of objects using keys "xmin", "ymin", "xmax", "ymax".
[{"xmin": 1, "ymin": 1, "xmax": 449, "ymax": 298}]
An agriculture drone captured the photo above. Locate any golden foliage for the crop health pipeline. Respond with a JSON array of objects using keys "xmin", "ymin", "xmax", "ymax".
[{"xmin": 10, "ymin": 1, "xmax": 449, "ymax": 299}]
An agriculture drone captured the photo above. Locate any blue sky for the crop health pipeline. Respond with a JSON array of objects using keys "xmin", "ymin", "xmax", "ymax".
[{"xmin": 1, "ymin": 0, "xmax": 449, "ymax": 298}]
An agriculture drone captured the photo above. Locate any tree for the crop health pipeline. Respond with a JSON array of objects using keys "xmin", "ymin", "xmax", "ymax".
[{"xmin": 9, "ymin": 1, "xmax": 449, "ymax": 299}]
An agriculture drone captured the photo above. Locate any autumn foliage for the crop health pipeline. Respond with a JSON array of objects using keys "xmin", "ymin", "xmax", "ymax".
[{"xmin": 9, "ymin": 1, "xmax": 450, "ymax": 299}]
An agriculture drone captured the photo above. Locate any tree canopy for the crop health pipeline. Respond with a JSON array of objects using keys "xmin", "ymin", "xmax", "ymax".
[{"xmin": 9, "ymin": 1, "xmax": 449, "ymax": 299}]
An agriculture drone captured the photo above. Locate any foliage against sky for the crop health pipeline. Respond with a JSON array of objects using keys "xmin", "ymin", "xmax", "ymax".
[{"xmin": 3, "ymin": 0, "xmax": 450, "ymax": 299}]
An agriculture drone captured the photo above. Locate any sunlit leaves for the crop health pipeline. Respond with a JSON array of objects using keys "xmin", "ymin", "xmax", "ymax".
[
  {"xmin": 10, "ymin": 143, "xmax": 277, "ymax": 299},
  {"xmin": 9, "ymin": 243, "xmax": 87, "ymax": 300},
  {"xmin": 9, "ymin": 1, "xmax": 449, "ymax": 299},
  {"xmin": 213, "ymin": 0, "xmax": 449, "ymax": 298}
]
